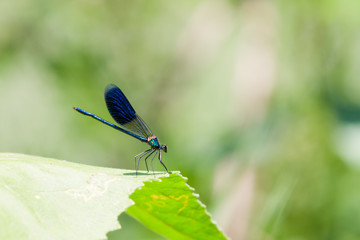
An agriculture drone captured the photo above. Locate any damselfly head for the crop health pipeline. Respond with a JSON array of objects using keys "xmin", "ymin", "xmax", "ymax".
[{"xmin": 161, "ymin": 145, "xmax": 167, "ymax": 153}]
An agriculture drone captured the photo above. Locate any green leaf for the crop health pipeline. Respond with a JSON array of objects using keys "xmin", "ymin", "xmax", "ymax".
[
  {"xmin": 0, "ymin": 153, "xmax": 166, "ymax": 240},
  {"xmin": 0, "ymin": 153, "xmax": 226, "ymax": 240},
  {"xmin": 126, "ymin": 173, "xmax": 227, "ymax": 240}
]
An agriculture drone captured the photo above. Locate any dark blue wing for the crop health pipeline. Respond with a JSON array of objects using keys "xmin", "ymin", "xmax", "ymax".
[
  {"xmin": 105, "ymin": 84, "xmax": 136, "ymax": 124},
  {"xmin": 105, "ymin": 84, "xmax": 153, "ymax": 139}
]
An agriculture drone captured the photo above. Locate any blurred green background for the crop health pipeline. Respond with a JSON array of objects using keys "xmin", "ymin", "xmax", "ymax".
[{"xmin": 1, "ymin": 0, "xmax": 360, "ymax": 239}]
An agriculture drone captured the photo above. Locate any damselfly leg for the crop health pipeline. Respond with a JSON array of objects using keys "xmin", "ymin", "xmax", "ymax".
[
  {"xmin": 134, "ymin": 149, "xmax": 152, "ymax": 173},
  {"xmin": 144, "ymin": 149, "xmax": 156, "ymax": 172},
  {"xmin": 159, "ymin": 150, "xmax": 168, "ymax": 172}
]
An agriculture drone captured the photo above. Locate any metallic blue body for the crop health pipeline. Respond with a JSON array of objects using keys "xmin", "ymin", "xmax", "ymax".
[
  {"xmin": 148, "ymin": 137, "xmax": 160, "ymax": 149},
  {"xmin": 73, "ymin": 107, "xmax": 147, "ymax": 142}
]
